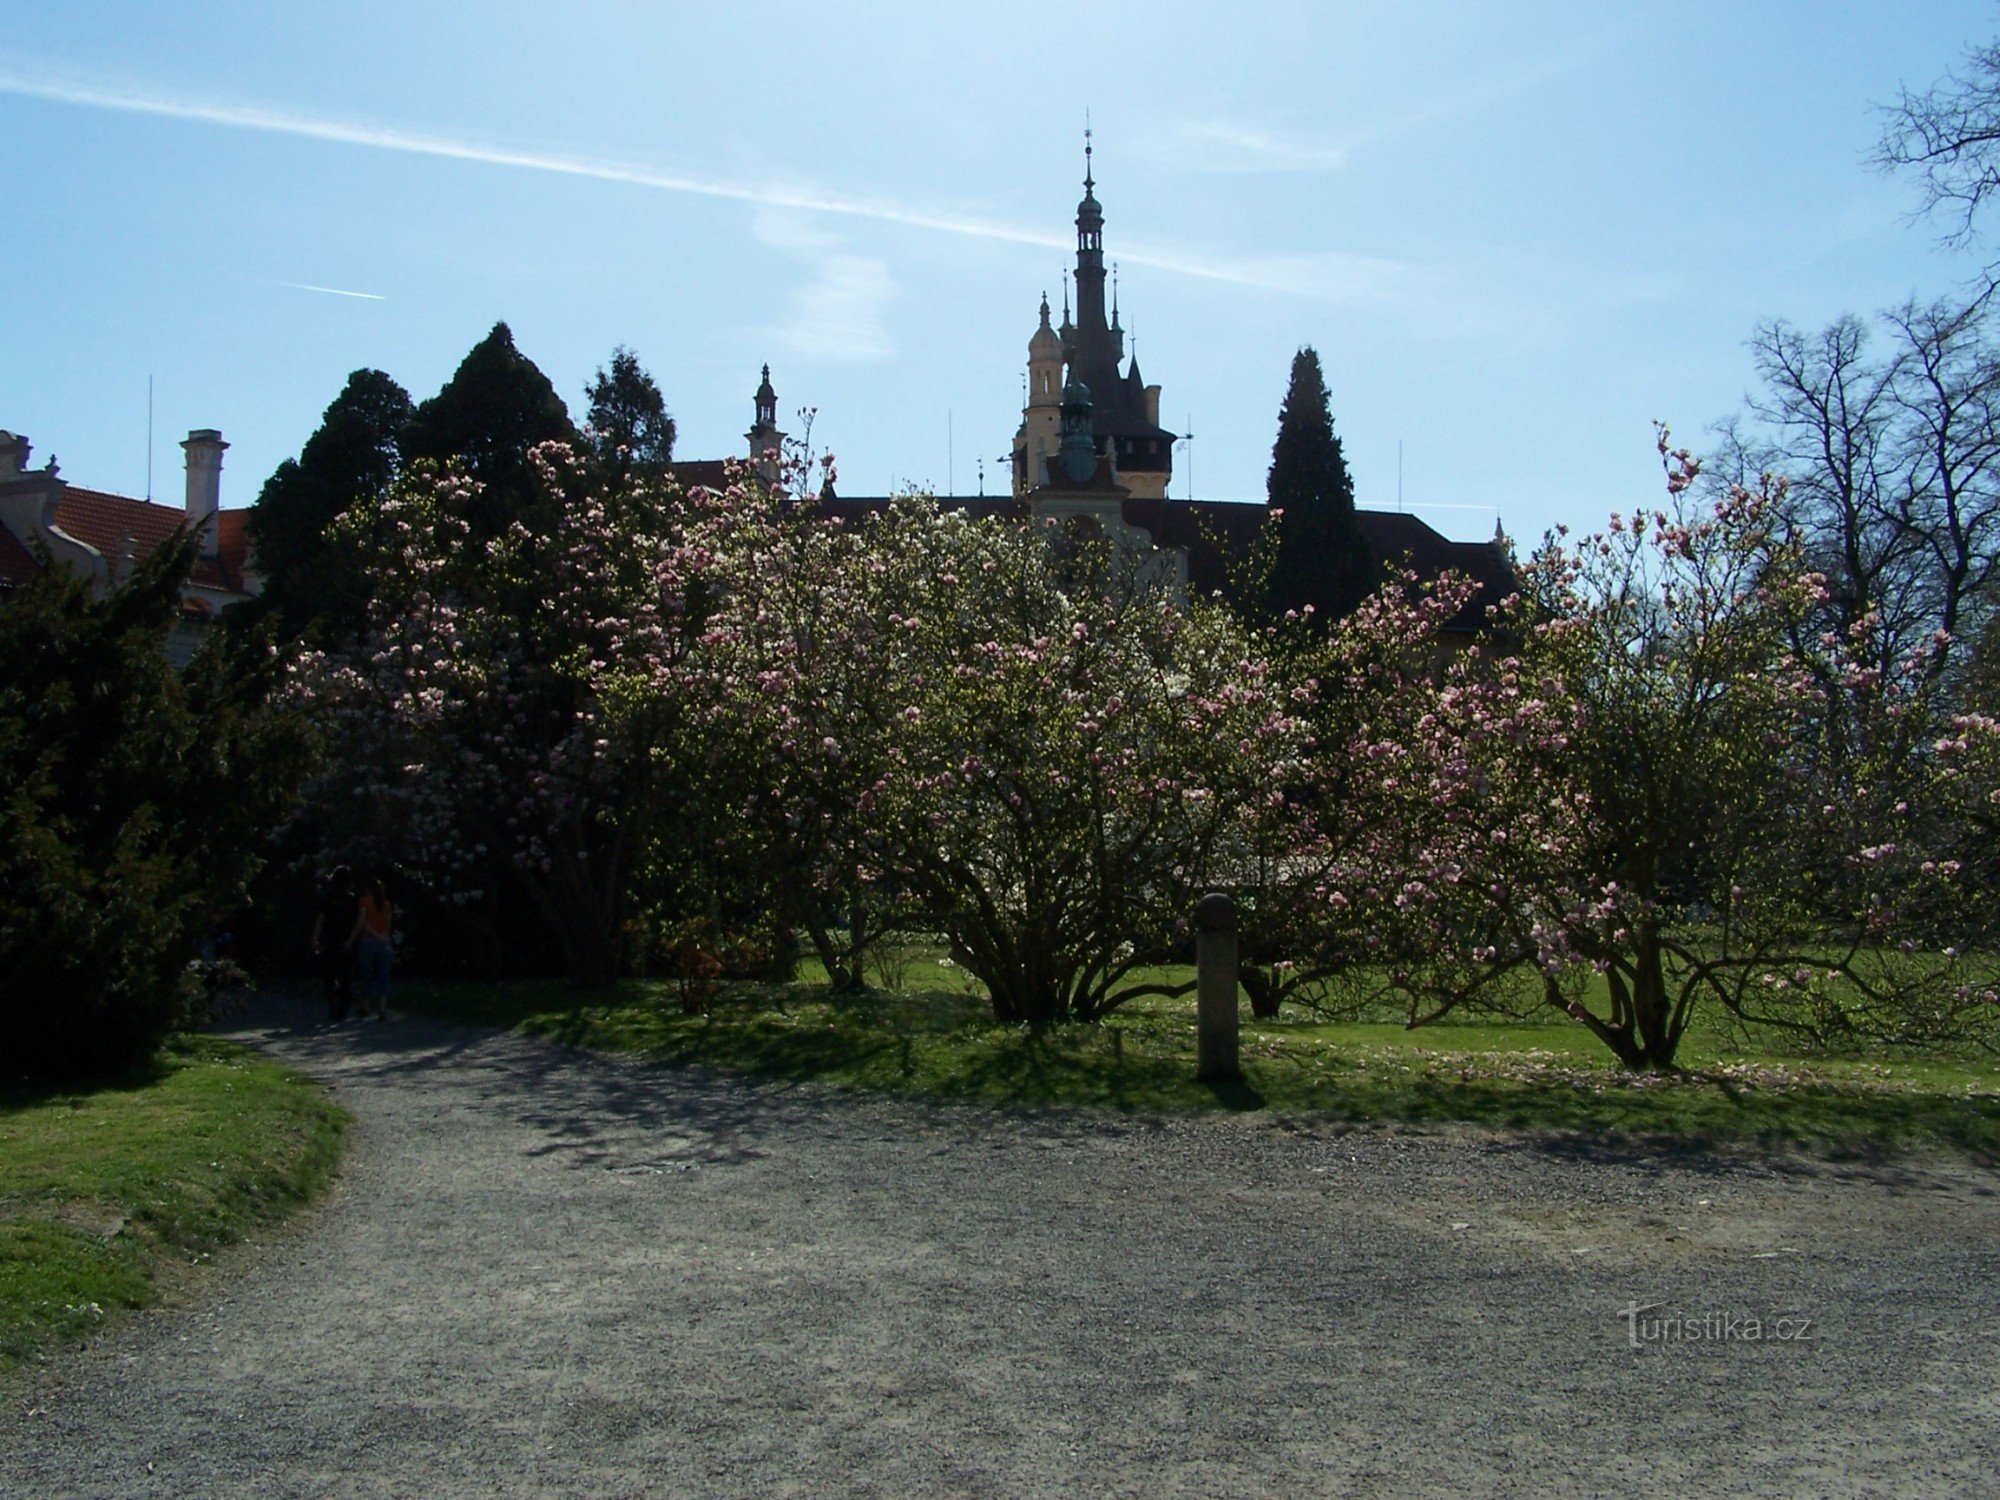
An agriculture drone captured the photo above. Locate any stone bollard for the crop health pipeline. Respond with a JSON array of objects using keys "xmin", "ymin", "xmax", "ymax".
[{"xmin": 1194, "ymin": 892, "xmax": 1241, "ymax": 1082}]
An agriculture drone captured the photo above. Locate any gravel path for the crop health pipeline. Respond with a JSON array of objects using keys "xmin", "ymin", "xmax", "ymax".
[{"xmin": 6, "ymin": 992, "xmax": 1999, "ymax": 1497}]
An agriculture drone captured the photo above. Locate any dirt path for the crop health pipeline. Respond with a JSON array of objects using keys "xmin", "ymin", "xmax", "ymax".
[{"xmin": 6, "ymin": 992, "xmax": 1998, "ymax": 1497}]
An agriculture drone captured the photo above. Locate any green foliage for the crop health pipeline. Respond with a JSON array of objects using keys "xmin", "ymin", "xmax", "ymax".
[
  {"xmin": 394, "ymin": 977, "xmax": 2000, "ymax": 1158},
  {"xmin": 0, "ymin": 540, "xmax": 316, "ymax": 1081},
  {"xmin": 245, "ymin": 368, "xmax": 412, "ymax": 646},
  {"xmin": 0, "ymin": 1036, "xmax": 346, "ymax": 1367},
  {"xmin": 584, "ymin": 345, "xmax": 675, "ymax": 477},
  {"xmin": 1265, "ymin": 347, "xmax": 1372, "ymax": 626},
  {"xmin": 401, "ymin": 322, "xmax": 579, "ymax": 535}
]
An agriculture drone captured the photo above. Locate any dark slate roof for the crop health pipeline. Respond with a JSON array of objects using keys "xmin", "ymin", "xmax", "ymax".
[
  {"xmin": 816, "ymin": 496, "xmax": 1026, "ymax": 524},
  {"xmin": 798, "ymin": 493, "xmax": 1512, "ymax": 628},
  {"xmin": 1140, "ymin": 501, "xmax": 1513, "ymax": 629},
  {"xmin": 665, "ymin": 459, "xmax": 735, "ymax": 492}
]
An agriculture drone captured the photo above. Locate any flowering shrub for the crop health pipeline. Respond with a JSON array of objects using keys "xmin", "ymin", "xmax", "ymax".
[
  {"xmin": 289, "ymin": 428, "xmax": 1990, "ymax": 1061},
  {"xmin": 309, "ymin": 447, "xmax": 737, "ymax": 985},
  {"xmin": 1355, "ymin": 433, "xmax": 1988, "ymax": 1068},
  {"xmin": 716, "ymin": 500, "xmax": 1314, "ymax": 1026}
]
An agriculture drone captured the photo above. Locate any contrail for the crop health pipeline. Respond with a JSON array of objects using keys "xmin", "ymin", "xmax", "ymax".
[
  {"xmin": 279, "ymin": 281, "xmax": 386, "ymax": 301},
  {"xmin": 0, "ymin": 70, "xmax": 1399, "ymax": 300}
]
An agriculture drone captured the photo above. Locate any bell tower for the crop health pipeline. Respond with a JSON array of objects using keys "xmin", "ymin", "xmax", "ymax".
[{"xmin": 745, "ymin": 364, "xmax": 785, "ymax": 485}]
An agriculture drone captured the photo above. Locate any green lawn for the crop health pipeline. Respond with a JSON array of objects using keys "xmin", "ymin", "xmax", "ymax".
[
  {"xmin": 397, "ymin": 965, "xmax": 2000, "ymax": 1162},
  {"xmin": 0, "ymin": 1036, "xmax": 348, "ymax": 1371}
]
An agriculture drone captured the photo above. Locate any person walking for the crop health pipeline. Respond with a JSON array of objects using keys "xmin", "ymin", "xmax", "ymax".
[
  {"xmin": 356, "ymin": 874, "xmax": 395, "ymax": 1021},
  {"xmin": 311, "ymin": 865, "xmax": 362, "ymax": 1022}
]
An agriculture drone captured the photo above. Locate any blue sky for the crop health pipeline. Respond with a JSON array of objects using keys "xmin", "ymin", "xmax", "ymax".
[{"xmin": 2, "ymin": 1, "xmax": 1993, "ymax": 545}]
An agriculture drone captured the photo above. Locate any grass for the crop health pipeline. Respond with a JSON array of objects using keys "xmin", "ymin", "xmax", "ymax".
[
  {"xmin": 0, "ymin": 1036, "xmax": 348, "ymax": 1371},
  {"xmin": 397, "ymin": 963, "xmax": 2000, "ymax": 1163}
]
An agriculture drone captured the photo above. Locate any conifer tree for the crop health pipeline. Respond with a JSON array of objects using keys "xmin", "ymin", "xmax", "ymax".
[
  {"xmin": 402, "ymin": 322, "xmax": 578, "ymax": 534},
  {"xmin": 247, "ymin": 368, "xmax": 412, "ymax": 644},
  {"xmin": 585, "ymin": 346, "xmax": 675, "ymax": 478},
  {"xmin": 1266, "ymin": 347, "xmax": 1372, "ymax": 625}
]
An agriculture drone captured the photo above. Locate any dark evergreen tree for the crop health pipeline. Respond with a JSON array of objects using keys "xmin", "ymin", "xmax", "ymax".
[
  {"xmin": 584, "ymin": 346, "xmax": 675, "ymax": 477},
  {"xmin": 402, "ymin": 322, "xmax": 578, "ymax": 534},
  {"xmin": 246, "ymin": 368, "xmax": 412, "ymax": 645},
  {"xmin": 1265, "ymin": 347, "xmax": 1372, "ymax": 626},
  {"xmin": 1, "ymin": 537, "xmax": 316, "ymax": 1079}
]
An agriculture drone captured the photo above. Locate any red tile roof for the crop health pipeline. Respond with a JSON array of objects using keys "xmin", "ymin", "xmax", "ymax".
[
  {"xmin": 52, "ymin": 487, "xmax": 187, "ymax": 562},
  {"xmin": 193, "ymin": 510, "xmax": 253, "ymax": 591},
  {"xmin": 42, "ymin": 488, "xmax": 254, "ymax": 594}
]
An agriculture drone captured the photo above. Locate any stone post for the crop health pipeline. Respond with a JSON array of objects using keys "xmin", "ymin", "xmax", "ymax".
[{"xmin": 1194, "ymin": 892, "xmax": 1240, "ymax": 1082}]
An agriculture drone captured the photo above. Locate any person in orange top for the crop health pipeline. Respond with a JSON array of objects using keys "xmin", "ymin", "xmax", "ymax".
[{"xmin": 355, "ymin": 874, "xmax": 395, "ymax": 1021}]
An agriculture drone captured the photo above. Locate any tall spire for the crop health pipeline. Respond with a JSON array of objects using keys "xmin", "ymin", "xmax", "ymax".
[{"xmin": 1073, "ymin": 124, "xmax": 1107, "ymax": 339}]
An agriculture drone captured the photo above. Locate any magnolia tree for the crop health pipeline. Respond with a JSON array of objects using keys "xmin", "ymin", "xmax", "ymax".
[
  {"xmin": 1365, "ymin": 436, "xmax": 1977, "ymax": 1070},
  {"xmin": 673, "ymin": 488, "xmax": 910, "ymax": 989},
  {"xmin": 769, "ymin": 502, "xmax": 1313, "ymax": 1027},
  {"xmin": 1220, "ymin": 572, "xmax": 1489, "ymax": 1018},
  {"xmin": 310, "ymin": 448, "xmax": 740, "ymax": 986}
]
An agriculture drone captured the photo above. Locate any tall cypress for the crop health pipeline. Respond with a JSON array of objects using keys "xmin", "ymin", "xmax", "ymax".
[
  {"xmin": 402, "ymin": 322, "xmax": 578, "ymax": 534},
  {"xmin": 246, "ymin": 368, "xmax": 412, "ymax": 645},
  {"xmin": 1266, "ymin": 347, "xmax": 1371, "ymax": 625}
]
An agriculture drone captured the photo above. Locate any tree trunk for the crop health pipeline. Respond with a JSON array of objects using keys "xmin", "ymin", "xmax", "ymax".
[{"xmin": 1242, "ymin": 964, "xmax": 1281, "ymax": 1020}]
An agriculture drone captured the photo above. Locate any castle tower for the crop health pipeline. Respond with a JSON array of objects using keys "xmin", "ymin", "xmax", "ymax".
[
  {"xmin": 1012, "ymin": 294, "xmax": 1066, "ymax": 497},
  {"xmin": 745, "ymin": 364, "xmax": 785, "ymax": 485},
  {"xmin": 1049, "ymin": 137, "xmax": 1176, "ymax": 500}
]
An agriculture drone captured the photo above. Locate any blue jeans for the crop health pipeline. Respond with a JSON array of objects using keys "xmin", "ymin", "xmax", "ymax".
[{"xmin": 357, "ymin": 934, "xmax": 393, "ymax": 1013}]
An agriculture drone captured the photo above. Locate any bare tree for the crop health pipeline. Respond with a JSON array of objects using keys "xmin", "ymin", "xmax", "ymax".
[
  {"xmin": 1878, "ymin": 36, "xmax": 2000, "ymax": 298},
  {"xmin": 1723, "ymin": 301, "xmax": 2000, "ymax": 701}
]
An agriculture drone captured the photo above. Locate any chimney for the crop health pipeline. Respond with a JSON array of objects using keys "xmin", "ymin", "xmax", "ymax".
[
  {"xmin": 0, "ymin": 431, "xmax": 29, "ymax": 481},
  {"xmin": 181, "ymin": 429, "xmax": 227, "ymax": 557}
]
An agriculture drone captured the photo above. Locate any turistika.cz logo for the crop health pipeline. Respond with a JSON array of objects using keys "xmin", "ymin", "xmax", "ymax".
[{"xmin": 1620, "ymin": 1302, "xmax": 1815, "ymax": 1349}]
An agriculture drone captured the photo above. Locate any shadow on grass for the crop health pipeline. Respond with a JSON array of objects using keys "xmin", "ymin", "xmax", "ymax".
[
  {"xmin": 0, "ymin": 1054, "xmax": 179, "ymax": 1118},
  {"xmin": 1198, "ymin": 1074, "xmax": 1268, "ymax": 1112},
  {"xmin": 381, "ymin": 978, "xmax": 2000, "ymax": 1163}
]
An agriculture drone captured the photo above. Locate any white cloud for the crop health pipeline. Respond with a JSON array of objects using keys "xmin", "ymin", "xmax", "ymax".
[
  {"xmin": 750, "ymin": 210, "xmax": 893, "ymax": 361},
  {"xmin": 277, "ymin": 281, "xmax": 385, "ymax": 301},
  {"xmin": 0, "ymin": 66, "xmax": 1432, "ymax": 304},
  {"xmin": 1160, "ymin": 120, "xmax": 1350, "ymax": 174},
  {"xmin": 781, "ymin": 255, "xmax": 895, "ymax": 361}
]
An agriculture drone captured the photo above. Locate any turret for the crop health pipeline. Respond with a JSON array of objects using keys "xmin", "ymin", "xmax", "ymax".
[
  {"xmin": 1028, "ymin": 294, "xmax": 1063, "ymax": 406},
  {"xmin": 745, "ymin": 364, "xmax": 785, "ymax": 485},
  {"xmin": 1057, "ymin": 377, "xmax": 1099, "ymax": 485},
  {"xmin": 1013, "ymin": 294, "xmax": 1068, "ymax": 497}
]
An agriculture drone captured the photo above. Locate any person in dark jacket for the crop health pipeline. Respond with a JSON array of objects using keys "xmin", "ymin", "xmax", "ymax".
[{"xmin": 311, "ymin": 865, "xmax": 362, "ymax": 1022}]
